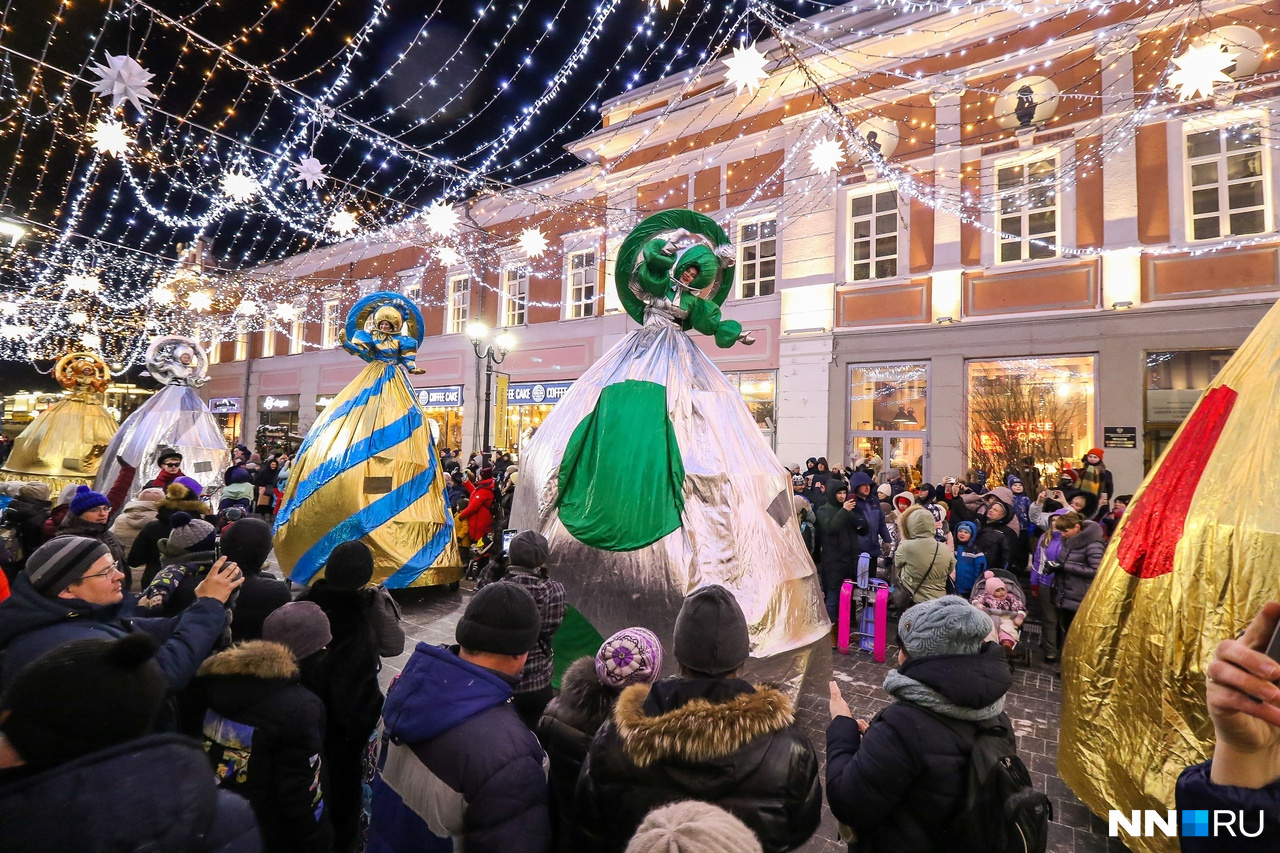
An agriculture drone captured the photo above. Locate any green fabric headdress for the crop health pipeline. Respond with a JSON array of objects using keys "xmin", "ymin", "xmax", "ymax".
[{"xmin": 614, "ymin": 209, "xmax": 734, "ymax": 326}]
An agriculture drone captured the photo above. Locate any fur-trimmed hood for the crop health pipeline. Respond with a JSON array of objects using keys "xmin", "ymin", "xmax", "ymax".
[
  {"xmin": 614, "ymin": 679, "xmax": 795, "ymax": 768},
  {"xmin": 553, "ymin": 657, "xmax": 622, "ymax": 730},
  {"xmin": 157, "ymin": 497, "xmax": 210, "ymax": 518},
  {"xmin": 198, "ymin": 640, "xmax": 298, "ymax": 680}
]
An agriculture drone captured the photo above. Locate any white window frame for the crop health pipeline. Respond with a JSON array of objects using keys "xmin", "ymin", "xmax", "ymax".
[
  {"xmin": 260, "ymin": 326, "xmax": 276, "ymax": 358},
  {"xmin": 321, "ymin": 299, "xmax": 341, "ymax": 349},
  {"xmin": 736, "ymin": 215, "xmax": 778, "ymax": 298},
  {"xmin": 288, "ymin": 318, "xmax": 304, "ymax": 355},
  {"xmin": 447, "ymin": 274, "xmax": 471, "ymax": 334},
  {"xmin": 233, "ymin": 330, "xmax": 248, "ymax": 362},
  {"xmin": 502, "ymin": 265, "xmax": 528, "ymax": 327},
  {"xmin": 565, "ymin": 248, "xmax": 598, "ymax": 319},
  {"xmin": 398, "ymin": 268, "xmax": 425, "ymax": 303},
  {"xmin": 357, "ymin": 277, "xmax": 381, "ymax": 297},
  {"xmin": 847, "ymin": 188, "xmax": 902, "ymax": 283},
  {"xmin": 1183, "ymin": 114, "xmax": 1270, "ymax": 244},
  {"xmin": 992, "ymin": 150, "xmax": 1061, "ymax": 265}
]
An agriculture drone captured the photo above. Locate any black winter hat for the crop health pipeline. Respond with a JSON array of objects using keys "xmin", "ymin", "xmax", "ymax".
[
  {"xmin": 456, "ymin": 583, "xmax": 541, "ymax": 656},
  {"xmin": 507, "ymin": 530, "xmax": 550, "ymax": 569},
  {"xmin": 673, "ymin": 584, "xmax": 750, "ymax": 676},
  {"xmin": 226, "ymin": 466, "xmax": 252, "ymax": 485},
  {"xmin": 219, "ymin": 517, "xmax": 274, "ymax": 573},
  {"xmin": 0, "ymin": 634, "xmax": 166, "ymax": 769},
  {"xmin": 325, "ymin": 540, "xmax": 375, "ymax": 590}
]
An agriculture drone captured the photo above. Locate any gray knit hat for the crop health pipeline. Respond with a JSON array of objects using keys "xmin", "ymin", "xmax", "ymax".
[
  {"xmin": 898, "ymin": 596, "xmax": 994, "ymax": 658},
  {"xmin": 263, "ymin": 601, "xmax": 332, "ymax": 661},
  {"xmin": 507, "ymin": 530, "xmax": 550, "ymax": 569},
  {"xmin": 624, "ymin": 801, "xmax": 763, "ymax": 853},
  {"xmin": 24, "ymin": 537, "xmax": 112, "ymax": 596},
  {"xmin": 159, "ymin": 511, "xmax": 216, "ymax": 554}
]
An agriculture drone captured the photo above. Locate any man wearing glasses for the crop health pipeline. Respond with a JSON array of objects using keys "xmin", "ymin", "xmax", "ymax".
[
  {"xmin": 144, "ymin": 448, "xmax": 187, "ymax": 491},
  {"xmin": 0, "ymin": 536, "xmax": 243, "ymax": 692}
]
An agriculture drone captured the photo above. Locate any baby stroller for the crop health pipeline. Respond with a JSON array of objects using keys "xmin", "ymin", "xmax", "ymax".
[{"xmin": 969, "ymin": 568, "xmax": 1033, "ymax": 669}]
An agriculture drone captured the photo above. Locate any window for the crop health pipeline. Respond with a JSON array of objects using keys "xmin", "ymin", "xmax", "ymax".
[
  {"xmin": 725, "ymin": 370, "xmax": 777, "ymax": 449},
  {"xmin": 1186, "ymin": 122, "xmax": 1267, "ymax": 241},
  {"xmin": 288, "ymin": 318, "xmax": 304, "ymax": 355},
  {"xmin": 233, "ymin": 332, "xmax": 248, "ymax": 362},
  {"xmin": 847, "ymin": 363, "xmax": 929, "ymax": 481},
  {"xmin": 566, "ymin": 250, "xmax": 597, "ymax": 319},
  {"xmin": 850, "ymin": 191, "xmax": 899, "ymax": 281},
  {"xmin": 503, "ymin": 266, "xmax": 528, "ymax": 327},
  {"xmin": 402, "ymin": 281, "xmax": 421, "ymax": 304},
  {"xmin": 260, "ymin": 328, "xmax": 276, "ymax": 358},
  {"xmin": 1144, "ymin": 349, "xmax": 1235, "ymax": 472},
  {"xmin": 447, "ymin": 275, "xmax": 470, "ymax": 334},
  {"xmin": 996, "ymin": 156, "xmax": 1058, "ymax": 263},
  {"xmin": 738, "ymin": 219, "xmax": 777, "ymax": 298},
  {"xmin": 207, "ymin": 340, "xmax": 221, "ymax": 365},
  {"xmin": 321, "ymin": 299, "xmax": 341, "ymax": 349}
]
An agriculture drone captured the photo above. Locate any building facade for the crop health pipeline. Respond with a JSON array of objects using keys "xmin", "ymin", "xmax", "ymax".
[{"xmin": 201, "ymin": 0, "xmax": 1280, "ymax": 499}]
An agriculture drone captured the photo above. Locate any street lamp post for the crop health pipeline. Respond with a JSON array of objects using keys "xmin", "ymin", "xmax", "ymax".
[{"xmin": 466, "ymin": 322, "xmax": 515, "ymax": 454}]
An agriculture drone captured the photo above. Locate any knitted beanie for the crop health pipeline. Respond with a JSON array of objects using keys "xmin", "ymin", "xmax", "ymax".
[
  {"xmin": 69, "ymin": 486, "xmax": 110, "ymax": 517},
  {"xmin": 161, "ymin": 511, "xmax": 217, "ymax": 554},
  {"xmin": 219, "ymin": 517, "xmax": 274, "ymax": 573},
  {"xmin": 983, "ymin": 571, "xmax": 1007, "ymax": 595},
  {"xmin": 595, "ymin": 627, "xmax": 664, "ymax": 688},
  {"xmin": 263, "ymin": 601, "xmax": 332, "ymax": 661},
  {"xmin": 877, "ymin": 483, "xmax": 893, "ymax": 500},
  {"xmin": 624, "ymin": 801, "xmax": 763, "ymax": 853},
  {"xmin": 325, "ymin": 540, "xmax": 375, "ymax": 590},
  {"xmin": 898, "ymin": 596, "xmax": 994, "ymax": 658},
  {"xmin": 0, "ymin": 633, "xmax": 166, "ymax": 769},
  {"xmin": 17, "ymin": 482, "xmax": 51, "ymax": 502},
  {"xmin": 455, "ymin": 582, "xmax": 541, "ymax": 656},
  {"xmin": 136, "ymin": 487, "xmax": 167, "ymax": 503},
  {"xmin": 479, "ymin": 466, "xmax": 494, "ymax": 480},
  {"xmin": 24, "ymin": 536, "xmax": 112, "ymax": 596},
  {"xmin": 507, "ymin": 530, "xmax": 550, "ymax": 569},
  {"xmin": 673, "ymin": 585, "xmax": 750, "ymax": 675},
  {"xmin": 173, "ymin": 476, "xmax": 203, "ymax": 497}
]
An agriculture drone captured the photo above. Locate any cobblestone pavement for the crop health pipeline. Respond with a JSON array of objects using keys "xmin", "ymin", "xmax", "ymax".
[{"xmin": 382, "ymin": 586, "xmax": 1129, "ymax": 853}]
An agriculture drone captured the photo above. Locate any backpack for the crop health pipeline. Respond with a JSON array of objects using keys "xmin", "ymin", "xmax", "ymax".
[{"xmin": 919, "ymin": 707, "xmax": 1052, "ymax": 853}]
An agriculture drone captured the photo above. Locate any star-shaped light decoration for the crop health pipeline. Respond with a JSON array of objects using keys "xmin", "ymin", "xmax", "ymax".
[
  {"xmin": 150, "ymin": 286, "xmax": 176, "ymax": 306},
  {"xmin": 81, "ymin": 333, "xmax": 102, "ymax": 350},
  {"xmin": 292, "ymin": 156, "xmax": 328, "ymax": 190},
  {"xmin": 0, "ymin": 324, "xmax": 31, "ymax": 340},
  {"xmin": 221, "ymin": 170, "xmax": 261, "ymax": 203},
  {"xmin": 89, "ymin": 54, "xmax": 156, "ymax": 116},
  {"xmin": 328, "ymin": 209, "xmax": 359, "ymax": 237},
  {"xmin": 723, "ymin": 43, "xmax": 769, "ymax": 96},
  {"xmin": 424, "ymin": 200, "xmax": 459, "ymax": 237},
  {"xmin": 89, "ymin": 119, "xmax": 132, "ymax": 158},
  {"xmin": 68, "ymin": 310, "xmax": 89, "ymax": 326},
  {"xmin": 186, "ymin": 290, "xmax": 214, "ymax": 313},
  {"xmin": 810, "ymin": 136, "xmax": 846, "ymax": 176},
  {"xmin": 274, "ymin": 302, "xmax": 299, "ymax": 322},
  {"xmin": 62, "ymin": 273, "xmax": 102, "ymax": 293},
  {"xmin": 518, "ymin": 227, "xmax": 549, "ymax": 258},
  {"xmin": 1168, "ymin": 41, "xmax": 1241, "ymax": 102},
  {"xmin": 0, "ymin": 300, "xmax": 17, "ymax": 316},
  {"xmin": 234, "ymin": 300, "xmax": 258, "ymax": 316},
  {"xmin": 435, "ymin": 245, "xmax": 462, "ymax": 267}
]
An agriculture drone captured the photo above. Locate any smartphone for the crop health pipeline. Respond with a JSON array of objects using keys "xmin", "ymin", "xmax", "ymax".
[
  {"xmin": 1265, "ymin": 620, "xmax": 1280, "ymax": 664},
  {"xmin": 502, "ymin": 528, "xmax": 518, "ymax": 556}
]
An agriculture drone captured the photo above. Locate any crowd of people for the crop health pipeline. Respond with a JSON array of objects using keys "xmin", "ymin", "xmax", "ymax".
[{"xmin": 0, "ymin": 441, "xmax": 1278, "ymax": 852}]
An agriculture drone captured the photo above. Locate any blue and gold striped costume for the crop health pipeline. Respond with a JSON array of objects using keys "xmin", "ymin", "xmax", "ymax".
[{"xmin": 273, "ymin": 295, "xmax": 462, "ymax": 588}]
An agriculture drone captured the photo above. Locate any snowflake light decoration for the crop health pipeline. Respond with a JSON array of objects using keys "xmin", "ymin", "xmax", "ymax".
[
  {"xmin": 186, "ymin": 291, "xmax": 214, "ymax": 313},
  {"xmin": 89, "ymin": 119, "xmax": 132, "ymax": 158},
  {"xmin": 274, "ymin": 303, "xmax": 299, "ymax": 322},
  {"xmin": 68, "ymin": 310, "xmax": 89, "ymax": 326},
  {"xmin": 62, "ymin": 273, "xmax": 102, "ymax": 293},
  {"xmin": 1168, "ymin": 42, "xmax": 1240, "ymax": 102},
  {"xmin": 518, "ymin": 227, "xmax": 549, "ymax": 258},
  {"xmin": 292, "ymin": 156, "xmax": 329, "ymax": 189},
  {"xmin": 221, "ymin": 171, "xmax": 261, "ymax": 203},
  {"xmin": 435, "ymin": 245, "xmax": 462, "ymax": 267},
  {"xmin": 150, "ymin": 286, "xmax": 176, "ymax": 306},
  {"xmin": 810, "ymin": 137, "xmax": 846, "ymax": 176},
  {"xmin": 89, "ymin": 54, "xmax": 156, "ymax": 115},
  {"xmin": 723, "ymin": 44, "xmax": 769, "ymax": 95},
  {"xmin": 424, "ymin": 200, "xmax": 460, "ymax": 237},
  {"xmin": 329, "ymin": 210, "xmax": 359, "ymax": 236},
  {"xmin": 235, "ymin": 300, "xmax": 259, "ymax": 316},
  {"xmin": 81, "ymin": 333, "xmax": 102, "ymax": 350}
]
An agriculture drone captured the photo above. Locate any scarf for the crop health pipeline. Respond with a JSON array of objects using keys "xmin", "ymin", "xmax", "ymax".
[
  {"xmin": 1078, "ymin": 462, "xmax": 1106, "ymax": 495},
  {"xmin": 882, "ymin": 669, "xmax": 1005, "ymax": 721},
  {"xmin": 152, "ymin": 467, "xmax": 183, "ymax": 490}
]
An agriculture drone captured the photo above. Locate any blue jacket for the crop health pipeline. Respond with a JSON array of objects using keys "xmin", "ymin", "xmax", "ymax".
[
  {"xmin": 0, "ymin": 573, "xmax": 226, "ymax": 691},
  {"xmin": 368, "ymin": 643, "xmax": 551, "ymax": 853},
  {"xmin": 1176, "ymin": 760, "xmax": 1280, "ymax": 851},
  {"xmin": 849, "ymin": 472, "xmax": 892, "ymax": 556},
  {"xmin": 0, "ymin": 734, "xmax": 261, "ymax": 852}
]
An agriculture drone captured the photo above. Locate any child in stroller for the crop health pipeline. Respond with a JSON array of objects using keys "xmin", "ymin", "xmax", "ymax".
[{"xmin": 971, "ymin": 569, "xmax": 1027, "ymax": 652}]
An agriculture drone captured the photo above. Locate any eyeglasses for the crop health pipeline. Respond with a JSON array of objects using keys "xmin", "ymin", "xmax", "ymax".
[
  {"xmin": 163, "ymin": 462, "xmax": 181, "ymax": 468},
  {"xmin": 80, "ymin": 564, "xmax": 121, "ymax": 581}
]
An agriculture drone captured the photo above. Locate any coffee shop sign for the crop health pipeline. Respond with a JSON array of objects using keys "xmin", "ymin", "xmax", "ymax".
[{"xmin": 507, "ymin": 381, "xmax": 573, "ymax": 405}]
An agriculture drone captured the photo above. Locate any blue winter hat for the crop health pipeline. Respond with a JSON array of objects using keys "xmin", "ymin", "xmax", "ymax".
[
  {"xmin": 956, "ymin": 520, "xmax": 978, "ymax": 541},
  {"xmin": 226, "ymin": 466, "xmax": 252, "ymax": 485},
  {"xmin": 69, "ymin": 486, "xmax": 111, "ymax": 517},
  {"xmin": 1006, "ymin": 474, "xmax": 1022, "ymax": 488}
]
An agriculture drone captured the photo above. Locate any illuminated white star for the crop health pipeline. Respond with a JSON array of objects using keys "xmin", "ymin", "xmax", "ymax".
[
  {"xmin": 88, "ymin": 119, "xmax": 132, "ymax": 157},
  {"xmin": 150, "ymin": 286, "xmax": 175, "ymax": 306},
  {"xmin": 68, "ymin": 310, "xmax": 89, "ymax": 326},
  {"xmin": 234, "ymin": 300, "xmax": 258, "ymax": 316},
  {"xmin": 0, "ymin": 323, "xmax": 30, "ymax": 339},
  {"xmin": 810, "ymin": 136, "xmax": 846, "ymax": 176},
  {"xmin": 723, "ymin": 44, "xmax": 769, "ymax": 96},
  {"xmin": 80, "ymin": 333, "xmax": 102, "ymax": 350},
  {"xmin": 0, "ymin": 300, "xmax": 17, "ymax": 316},
  {"xmin": 435, "ymin": 245, "xmax": 462, "ymax": 267},
  {"xmin": 274, "ymin": 302, "xmax": 299, "ymax": 322},
  {"xmin": 62, "ymin": 273, "xmax": 102, "ymax": 293},
  {"xmin": 186, "ymin": 291, "xmax": 213, "ymax": 313},
  {"xmin": 328, "ymin": 209, "xmax": 359, "ymax": 236},
  {"xmin": 221, "ymin": 170, "xmax": 261, "ymax": 203},
  {"xmin": 89, "ymin": 54, "xmax": 156, "ymax": 116},
  {"xmin": 292, "ymin": 156, "xmax": 328, "ymax": 189},
  {"xmin": 518, "ymin": 227, "xmax": 549, "ymax": 258},
  {"xmin": 1169, "ymin": 42, "xmax": 1241, "ymax": 102},
  {"xmin": 424, "ymin": 200, "xmax": 459, "ymax": 237}
]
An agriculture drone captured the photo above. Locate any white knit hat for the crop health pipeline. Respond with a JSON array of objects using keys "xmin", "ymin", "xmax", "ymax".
[{"xmin": 624, "ymin": 801, "xmax": 763, "ymax": 853}]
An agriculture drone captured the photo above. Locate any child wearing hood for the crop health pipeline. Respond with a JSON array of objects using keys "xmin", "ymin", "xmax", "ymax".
[
  {"xmin": 952, "ymin": 520, "xmax": 987, "ymax": 596},
  {"xmin": 974, "ymin": 570, "xmax": 1026, "ymax": 650}
]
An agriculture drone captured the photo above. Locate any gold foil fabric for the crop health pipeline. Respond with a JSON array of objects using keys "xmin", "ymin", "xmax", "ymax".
[
  {"xmin": 1059, "ymin": 300, "xmax": 1280, "ymax": 853},
  {"xmin": 0, "ymin": 397, "xmax": 118, "ymax": 488}
]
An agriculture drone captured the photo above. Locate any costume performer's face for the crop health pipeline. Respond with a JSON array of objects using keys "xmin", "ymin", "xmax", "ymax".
[
  {"xmin": 678, "ymin": 264, "xmax": 700, "ymax": 285},
  {"xmin": 378, "ymin": 320, "xmax": 395, "ymax": 333},
  {"xmin": 80, "ymin": 366, "xmax": 94, "ymax": 377},
  {"xmin": 179, "ymin": 353, "xmax": 193, "ymax": 365}
]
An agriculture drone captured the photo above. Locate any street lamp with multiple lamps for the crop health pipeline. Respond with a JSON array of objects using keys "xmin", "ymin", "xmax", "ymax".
[{"xmin": 466, "ymin": 321, "xmax": 515, "ymax": 453}]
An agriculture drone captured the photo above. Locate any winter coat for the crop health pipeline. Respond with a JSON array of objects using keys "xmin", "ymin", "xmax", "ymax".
[
  {"xmin": 192, "ymin": 641, "xmax": 335, "ymax": 853},
  {"xmin": 109, "ymin": 497, "xmax": 159, "ymax": 555},
  {"xmin": 814, "ymin": 487, "xmax": 870, "ymax": 579},
  {"xmin": 1, "ymin": 496, "xmax": 50, "ymax": 560},
  {"xmin": 849, "ymin": 472, "xmax": 893, "ymax": 556},
  {"xmin": 1052, "ymin": 520, "xmax": 1105, "ymax": 612},
  {"xmin": 0, "ymin": 734, "xmax": 262, "ymax": 853},
  {"xmin": 0, "ymin": 573, "xmax": 227, "ymax": 692},
  {"xmin": 368, "ymin": 643, "xmax": 551, "ymax": 853},
  {"xmin": 1176, "ymin": 760, "xmax": 1280, "ymax": 851},
  {"xmin": 826, "ymin": 644, "xmax": 1014, "ymax": 853},
  {"xmin": 893, "ymin": 507, "xmax": 955, "ymax": 603},
  {"xmin": 536, "ymin": 657, "xmax": 623, "ymax": 852},
  {"xmin": 576, "ymin": 677, "xmax": 822, "ymax": 853},
  {"xmin": 962, "ymin": 494, "xmax": 1018, "ymax": 571},
  {"xmin": 458, "ymin": 477, "xmax": 497, "ymax": 542},
  {"xmin": 445, "ymin": 482, "xmax": 469, "ymax": 508},
  {"xmin": 230, "ymin": 572, "xmax": 293, "ymax": 643},
  {"xmin": 953, "ymin": 522, "xmax": 987, "ymax": 597},
  {"xmin": 219, "ymin": 482, "xmax": 256, "ymax": 512},
  {"xmin": 130, "ymin": 495, "xmax": 211, "ymax": 587},
  {"xmin": 501, "ymin": 571, "xmax": 567, "ymax": 694},
  {"xmin": 55, "ymin": 514, "xmax": 129, "ymax": 589}
]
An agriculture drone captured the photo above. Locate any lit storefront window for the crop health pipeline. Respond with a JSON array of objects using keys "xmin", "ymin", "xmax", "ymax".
[
  {"xmin": 725, "ymin": 370, "xmax": 777, "ymax": 449},
  {"xmin": 967, "ymin": 356, "xmax": 1095, "ymax": 485},
  {"xmin": 848, "ymin": 363, "xmax": 928, "ymax": 482}
]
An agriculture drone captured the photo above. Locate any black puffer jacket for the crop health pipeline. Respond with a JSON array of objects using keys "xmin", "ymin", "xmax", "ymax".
[
  {"xmin": 1052, "ymin": 520, "xmax": 1105, "ymax": 612},
  {"xmin": 814, "ymin": 485, "xmax": 870, "ymax": 579},
  {"xmin": 972, "ymin": 502, "xmax": 1017, "ymax": 571},
  {"xmin": 826, "ymin": 645, "xmax": 1014, "ymax": 853},
  {"xmin": 0, "ymin": 734, "xmax": 261, "ymax": 852},
  {"xmin": 577, "ymin": 677, "xmax": 822, "ymax": 853},
  {"xmin": 537, "ymin": 657, "xmax": 623, "ymax": 851}
]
